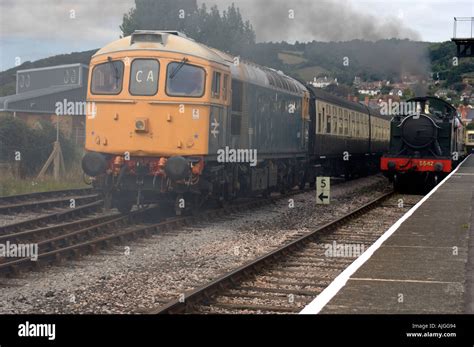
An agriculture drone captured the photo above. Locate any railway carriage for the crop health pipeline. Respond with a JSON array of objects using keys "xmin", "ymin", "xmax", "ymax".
[
  {"xmin": 465, "ymin": 129, "xmax": 474, "ymax": 153},
  {"xmin": 307, "ymin": 87, "xmax": 390, "ymax": 178}
]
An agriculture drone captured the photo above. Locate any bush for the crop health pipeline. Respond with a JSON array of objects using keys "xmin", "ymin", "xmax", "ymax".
[{"xmin": 0, "ymin": 115, "xmax": 77, "ymax": 177}]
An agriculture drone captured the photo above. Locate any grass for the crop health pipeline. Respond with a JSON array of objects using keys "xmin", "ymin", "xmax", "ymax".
[
  {"xmin": 0, "ymin": 165, "xmax": 89, "ymax": 197},
  {"xmin": 294, "ymin": 65, "xmax": 330, "ymax": 82},
  {"xmin": 277, "ymin": 52, "xmax": 307, "ymax": 65}
]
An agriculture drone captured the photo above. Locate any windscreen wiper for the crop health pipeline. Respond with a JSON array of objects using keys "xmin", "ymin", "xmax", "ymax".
[
  {"xmin": 169, "ymin": 57, "xmax": 189, "ymax": 79},
  {"xmin": 107, "ymin": 56, "xmax": 120, "ymax": 82}
]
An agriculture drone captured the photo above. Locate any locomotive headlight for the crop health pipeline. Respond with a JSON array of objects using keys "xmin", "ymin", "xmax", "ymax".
[
  {"xmin": 136, "ymin": 120, "xmax": 145, "ymax": 130},
  {"xmin": 135, "ymin": 118, "xmax": 149, "ymax": 132}
]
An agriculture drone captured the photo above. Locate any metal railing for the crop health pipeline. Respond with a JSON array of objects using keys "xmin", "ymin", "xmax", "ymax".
[{"xmin": 453, "ymin": 17, "xmax": 474, "ymax": 39}]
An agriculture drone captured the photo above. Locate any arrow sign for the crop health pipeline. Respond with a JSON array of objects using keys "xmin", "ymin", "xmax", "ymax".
[
  {"xmin": 318, "ymin": 192, "xmax": 329, "ymax": 202},
  {"xmin": 316, "ymin": 177, "xmax": 330, "ymax": 205}
]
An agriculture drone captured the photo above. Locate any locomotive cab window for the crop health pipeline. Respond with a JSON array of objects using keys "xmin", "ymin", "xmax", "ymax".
[
  {"xmin": 166, "ymin": 62, "xmax": 205, "ymax": 97},
  {"xmin": 212, "ymin": 71, "xmax": 221, "ymax": 98},
  {"xmin": 129, "ymin": 59, "xmax": 159, "ymax": 96},
  {"xmin": 91, "ymin": 60, "xmax": 124, "ymax": 95}
]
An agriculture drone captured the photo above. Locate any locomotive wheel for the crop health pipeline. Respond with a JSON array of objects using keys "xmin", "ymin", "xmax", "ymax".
[
  {"xmin": 116, "ymin": 199, "xmax": 133, "ymax": 214},
  {"xmin": 113, "ymin": 191, "xmax": 134, "ymax": 214}
]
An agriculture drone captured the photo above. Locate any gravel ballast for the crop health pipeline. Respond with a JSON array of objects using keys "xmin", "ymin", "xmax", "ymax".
[{"xmin": 0, "ymin": 175, "xmax": 392, "ymax": 314}]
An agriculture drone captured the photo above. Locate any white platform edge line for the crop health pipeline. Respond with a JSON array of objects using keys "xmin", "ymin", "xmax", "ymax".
[{"xmin": 299, "ymin": 155, "xmax": 470, "ymax": 314}]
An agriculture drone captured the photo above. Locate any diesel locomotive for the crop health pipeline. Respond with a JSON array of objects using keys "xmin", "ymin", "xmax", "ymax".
[
  {"xmin": 81, "ymin": 30, "xmax": 390, "ymax": 213},
  {"xmin": 381, "ymin": 96, "xmax": 465, "ymax": 190}
]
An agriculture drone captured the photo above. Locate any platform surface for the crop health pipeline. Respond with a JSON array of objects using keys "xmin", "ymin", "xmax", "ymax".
[{"xmin": 320, "ymin": 155, "xmax": 474, "ymax": 314}]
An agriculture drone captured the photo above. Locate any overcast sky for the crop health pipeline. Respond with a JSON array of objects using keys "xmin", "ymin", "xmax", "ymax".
[{"xmin": 0, "ymin": 0, "xmax": 473, "ymax": 71}]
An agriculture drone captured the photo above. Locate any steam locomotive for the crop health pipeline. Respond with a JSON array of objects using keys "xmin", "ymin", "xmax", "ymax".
[{"xmin": 381, "ymin": 96, "xmax": 465, "ymax": 190}]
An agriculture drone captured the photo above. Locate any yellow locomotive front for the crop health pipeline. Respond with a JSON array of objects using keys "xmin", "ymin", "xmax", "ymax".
[{"xmin": 82, "ymin": 31, "xmax": 231, "ymax": 212}]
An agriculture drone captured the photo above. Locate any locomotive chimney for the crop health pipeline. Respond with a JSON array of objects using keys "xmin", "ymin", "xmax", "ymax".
[{"xmin": 364, "ymin": 96, "xmax": 369, "ymax": 106}]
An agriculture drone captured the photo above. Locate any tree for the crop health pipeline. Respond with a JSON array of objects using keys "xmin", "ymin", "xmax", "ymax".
[
  {"xmin": 401, "ymin": 88, "xmax": 414, "ymax": 100},
  {"xmin": 119, "ymin": 0, "xmax": 255, "ymax": 55},
  {"xmin": 452, "ymin": 82, "xmax": 466, "ymax": 93},
  {"xmin": 120, "ymin": 0, "xmax": 198, "ymax": 37},
  {"xmin": 380, "ymin": 85, "xmax": 391, "ymax": 95}
]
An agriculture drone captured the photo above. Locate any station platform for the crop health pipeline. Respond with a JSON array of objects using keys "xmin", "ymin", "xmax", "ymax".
[{"xmin": 302, "ymin": 155, "xmax": 474, "ymax": 314}]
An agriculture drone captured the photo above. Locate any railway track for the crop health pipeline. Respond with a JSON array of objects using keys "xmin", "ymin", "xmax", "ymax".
[
  {"xmin": 0, "ymin": 188, "xmax": 93, "ymax": 205},
  {"xmin": 0, "ymin": 200, "xmax": 104, "ymax": 234},
  {"xmin": 0, "ymin": 189, "xmax": 99, "ymax": 214},
  {"xmin": 0, "ymin": 187, "xmax": 317, "ymax": 277},
  {"xmin": 148, "ymin": 192, "xmax": 422, "ymax": 314},
  {"xmin": 0, "ymin": 188, "xmax": 105, "ymax": 234}
]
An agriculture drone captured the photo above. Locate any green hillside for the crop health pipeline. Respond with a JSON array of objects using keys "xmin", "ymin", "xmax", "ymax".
[{"xmin": 0, "ymin": 40, "xmax": 472, "ymax": 97}]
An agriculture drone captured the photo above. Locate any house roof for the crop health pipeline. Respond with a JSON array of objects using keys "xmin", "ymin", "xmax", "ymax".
[{"xmin": 0, "ymin": 85, "xmax": 84, "ymax": 113}]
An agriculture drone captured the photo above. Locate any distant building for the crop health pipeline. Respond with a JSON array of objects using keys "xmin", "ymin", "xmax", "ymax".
[
  {"xmin": 459, "ymin": 105, "xmax": 474, "ymax": 121},
  {"xmin": 462, "ymin": 73, "xmax": 474, "ymax": 85},
  {"xmin": 358, "ymin": 88, "xmax": 380, "ymax": 96},
  {"xmin": 460, "ymin": 91, "xmax": 473, "ymax": 102},
  {"xmin": 310, "ymin": 76, "xmax": 338, "ymax": 88},
  {"xmin": 353, "ymin": 76, "xmax": 362, "ymax": 87},
  {"xmin": 0, "ymin": 64, "xmax": 88, "ymax": 145},
  {"xmin": 389, "ymin": 88, "xmax": 403, "ymax": 97},
  {"xmin": 434, "ymin": 89, "xmax": 451, "ymax": 98}
]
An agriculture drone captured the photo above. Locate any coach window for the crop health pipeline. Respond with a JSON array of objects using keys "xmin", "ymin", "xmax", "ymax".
[
  {"xmin": 327, "ymin": 115, "xmax": 331, "ymax": 134},
  {"xmin": 91, "ymin": 60, "xmax": 124, "ymax": 95},
  {"xmin": 359, "ymin": 115, "xmax": 363, "ymax": 137},
  {"xmin": 321, "ymin": 107, "xmax": 325, "ymax": 134},
  {"xmin": 330, "ymin": 108, "xmax": 337, "ymax": 134},
  {"xmin": 318, "ymin": 112, "xmax": 322, "ymax": 133},
  {"xmin": 212, "ymin": 71, "xmax": 221, "ymax": 98},
  {"xmin": 129, "ymin": 59, "xmax": 159, "ymax": 96},
  {"xmin": 344, "ymin": 110, "xmax": 348, "ymax": 135},
  {"xmin": 338, "ymin": 109, "xmax": 343, "ymax": 135},
  {"xmin": 350, "ymin": 111, "xmax": 354, "ymax": 137},
  {"xmin": 166, "ymin": 62, "xmax": 205, "ymax": 97}
]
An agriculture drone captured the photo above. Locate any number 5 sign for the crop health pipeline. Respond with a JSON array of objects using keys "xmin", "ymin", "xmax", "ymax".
[{"xmin": 316, "ymin": 177, "xmax": 330, "ymax": 205}]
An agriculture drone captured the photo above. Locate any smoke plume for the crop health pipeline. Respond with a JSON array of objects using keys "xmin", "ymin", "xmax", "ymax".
[{"xmin": 207, "ymin": 0, "xmax": 421, "ymax": 42}]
